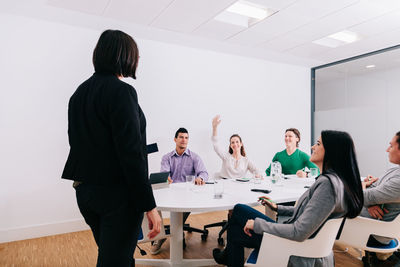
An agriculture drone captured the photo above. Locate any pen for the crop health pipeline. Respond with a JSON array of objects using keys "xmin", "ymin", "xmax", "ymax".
[{"xmin": 259, "ymin": 197, "xmax": 276, "ymax": 204}]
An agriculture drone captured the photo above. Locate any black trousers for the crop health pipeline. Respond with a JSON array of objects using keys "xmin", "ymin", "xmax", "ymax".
[
  {"xmin": 76, "ymin": 183, "xmax": 144, "ymax": 267},
  {"xmin": 226, "ymin": 204, "xmax": 275, "ymax": 267}
]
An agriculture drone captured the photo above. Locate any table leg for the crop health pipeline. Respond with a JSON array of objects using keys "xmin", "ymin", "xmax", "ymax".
[{"xmin": 170, "ymin": 211, "xmax": 183, "ymax": 265}]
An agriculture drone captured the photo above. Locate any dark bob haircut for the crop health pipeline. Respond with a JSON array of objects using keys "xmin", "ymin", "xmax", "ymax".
[
  {"xmin": 321, "ymin": 130, "xmax": 363, "ymax": 218},
  {"xmin": 93, "ymin": 29, "xmax": 139, "ymax": 79},
  {"xmin": 175, "ymin": 128, "xmax": 188, "ymax": 138}
]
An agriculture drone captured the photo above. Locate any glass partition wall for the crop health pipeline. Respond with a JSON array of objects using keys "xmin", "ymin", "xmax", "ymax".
[{"xmin": 312, "ymin": 45, "xmax": 400, "ymax": 176}]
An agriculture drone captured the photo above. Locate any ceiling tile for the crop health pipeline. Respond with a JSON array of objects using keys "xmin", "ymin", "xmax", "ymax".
[
  {"xmin": 47, "ymin": 0, "xmax": 109, "ymax": 15},
  {"xmin": 313, "ymin": 26, "xmax": 400, "ymax": 63},
  {"xmin": 283, "ymin": 0, "xmax": 359, "ymax": 20},
  {"xmin": 150, "ymin": 0, "xmax": 236, "ymax": 33},
  {"xmin": 290, "ymin": 1, "xmax": 395, "ymax": 42},
  {"xmin": 258, "ymin": 35, "xmax": 306, "ymax": 52},
  {"xmin": 103, "ymin": 0, "xmax": 173, "ymax": 25},
  {"xmin": 348, "ymin": 10, "xmax": 400, "ymax": 36},
  {"xmin": 192, "ymin": 19, "xmax": 246, "ymax": 41},
  {"xmin": 285, "ymin": 42, "xmax": 332, "ymax": 58},
  {"xmin": 227, "ymin": 10, "xmax": 313, "ymax": 45}
]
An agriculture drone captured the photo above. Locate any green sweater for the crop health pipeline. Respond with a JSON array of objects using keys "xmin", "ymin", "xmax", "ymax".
[{"xmin": 265, "ymin": 149, "xmax": 318, "ymax": 176}]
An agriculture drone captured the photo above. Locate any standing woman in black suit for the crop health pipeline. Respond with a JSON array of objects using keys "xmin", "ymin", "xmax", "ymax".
[{"xmin": 62, "ymin": 29, "xmax": 161, "ymax": 266}]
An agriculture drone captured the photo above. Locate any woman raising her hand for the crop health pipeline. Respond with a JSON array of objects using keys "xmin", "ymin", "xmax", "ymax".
[{"xmin": 211, "ymin": 115, "xmax": 261, "ymax": 179}]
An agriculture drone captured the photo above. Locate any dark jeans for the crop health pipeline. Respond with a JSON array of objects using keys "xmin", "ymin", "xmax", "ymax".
[
  {"xmin": 76, "ymin": 183, "xmax": 143, "ymax": 267},
  {"xmin": 226, "ymin": 204, "xmax": 275, "ymax": 267}
]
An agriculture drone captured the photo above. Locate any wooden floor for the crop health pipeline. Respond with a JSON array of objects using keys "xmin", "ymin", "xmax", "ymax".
[{"xmin": 0, "ymin": 208, "xmax": 363, "ymax": 267}]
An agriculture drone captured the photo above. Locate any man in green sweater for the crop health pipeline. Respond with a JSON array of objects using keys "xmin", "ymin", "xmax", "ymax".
[{"xmin": 265, "ymin": 128, "xmax": 318, "ymax": 177}]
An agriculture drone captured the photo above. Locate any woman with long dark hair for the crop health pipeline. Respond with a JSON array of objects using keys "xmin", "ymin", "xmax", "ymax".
[{"xmin": 213, "ymin": 130, "xmax": 364, "ymax": 266}]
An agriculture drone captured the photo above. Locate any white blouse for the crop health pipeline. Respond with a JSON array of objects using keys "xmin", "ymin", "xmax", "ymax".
[{"xmin": 211, "ymin": 136, "xmax": 261, "ymax": 179}]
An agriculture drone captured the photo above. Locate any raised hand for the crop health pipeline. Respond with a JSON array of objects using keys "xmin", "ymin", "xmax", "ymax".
[{"xmin": 212, "ymin": 115, "xmax": 221, "ymax": 129}]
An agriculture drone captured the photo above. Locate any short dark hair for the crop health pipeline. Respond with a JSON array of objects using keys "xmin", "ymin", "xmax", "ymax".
[
  {"xmin": 175, "ymin": 128, "xmax": 188, "ymax": 138},
  {"xmin": 285, "ymin": 128, "xmax": 301, "ymax": 147},
  {"xmin": 229, "ymin": 134, "xmax": 246, "ymax": 157},
  {"xmin": 396, "ymin": 131, "xmax": 400, "ymax": 149},
  {"xmin": 321, "ymin": 130, "xmax": 363, "ymax": 218},
  {"xmin": 92, "ymin": 29, "xmax": 139, "ymax": 79}
]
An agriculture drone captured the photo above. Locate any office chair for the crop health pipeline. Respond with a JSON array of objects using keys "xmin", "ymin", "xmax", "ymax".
[
  {"xmin": 336, "ymin": 215, "xmax": 400, "ymax": 267},
  {"xmin": 163, "ymin": 222, "xmax": 209, "ymax": 247},
  {"xmin": 203, "ymin": 214, "xmax": 228, "ymax": 245},
  {"xmin": 245, "ymin": 218, "xmax": 343, "ymax": 266}
]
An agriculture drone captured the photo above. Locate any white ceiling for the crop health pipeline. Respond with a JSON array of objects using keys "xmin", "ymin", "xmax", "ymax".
[
  {"xmin": 316, "ymin": 47, "xmax": 400, "ymax": 82},
  {"xmin": 3, "ymin": 0, "xmax": 400, "ymax": 67}
]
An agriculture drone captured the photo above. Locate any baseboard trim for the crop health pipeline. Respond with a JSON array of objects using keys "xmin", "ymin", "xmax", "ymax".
[{"xmin": 0, "ymin": 219, "xmax": 89, "ymax": 243}]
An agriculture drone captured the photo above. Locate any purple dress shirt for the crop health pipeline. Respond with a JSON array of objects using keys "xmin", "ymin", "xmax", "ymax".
[{"xmin": 160, "ymin": 149, "xmax": 208, "ymax": 183}]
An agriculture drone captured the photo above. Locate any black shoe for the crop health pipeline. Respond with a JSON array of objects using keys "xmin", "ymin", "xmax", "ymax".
[{"xmin": 213, "ymin": 248, "xmax": 227, "ymax": 265}]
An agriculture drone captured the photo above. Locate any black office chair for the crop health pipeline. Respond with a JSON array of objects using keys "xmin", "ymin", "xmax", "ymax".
[
  {"xmin": 203, "ymin": 216, "xmax": 228, "ymax": 246},
  {"xmin": 163, "ymin": 222, "xmax": 209, "ymax": 248}
]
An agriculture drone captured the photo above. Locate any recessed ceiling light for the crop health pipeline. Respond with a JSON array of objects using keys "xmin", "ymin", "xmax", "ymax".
[
  {"xmin": 366, "ymin": 64, "xmax": 376, "ymax": 68},
  {"xmin": 214, "ymin": 0, "xmax": 276, "ymax": 28},
  {"xmin": 227, "ymin": 1, "xmax": 269, "ymax": 20},
  {"xmin": 312, "ymin": 30, "xmax": 361, "ymax": 48},
  {"xmin": 328, "ymin": 30, "xmax": 360, "ymax": 43}
]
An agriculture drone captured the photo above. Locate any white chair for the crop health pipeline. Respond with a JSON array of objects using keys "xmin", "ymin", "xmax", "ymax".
[
  {"xmin": 336, "ymin": 215, "xmax": 400, "ymax": 254},
  {"xmin": 245, "ymin": 218, "xmax": 343, "ymax": 267}
]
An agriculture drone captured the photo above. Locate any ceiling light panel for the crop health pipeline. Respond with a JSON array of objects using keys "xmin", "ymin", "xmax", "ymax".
[
  {"xmin": 312, "ymin": 30, "xmax": 361, "ymax": 48},
  {"xmin": 215, "ymin": 0, "xmax": 276, "ymax": 28},
  {"xmin": 329, "ymin": 30, "xmax": 360, "ymax": 43},
  {"xmin": 226, "ymin": 1, "xmax": 269, "ymax": 19}
]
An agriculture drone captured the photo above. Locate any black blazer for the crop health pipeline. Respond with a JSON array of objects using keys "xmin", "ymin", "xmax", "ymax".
[{"xmin": 62, "ymin": 73, "xmax": 156, "ymax": 212}]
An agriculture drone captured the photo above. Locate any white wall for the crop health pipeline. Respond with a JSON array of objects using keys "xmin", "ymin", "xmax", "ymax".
[
  {"xmin": 315, "ymin": 67, "xmax": 400, "ymax": 177},
  {"xmin": 0, "ymin": 13, "xmax": 311, "ymax": 243}
]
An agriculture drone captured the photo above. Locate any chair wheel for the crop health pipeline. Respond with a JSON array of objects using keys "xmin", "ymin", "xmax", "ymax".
[
  {"xmin": 201, "ymin": 234, "xmax": 208, "ymax": 241},
  {"xmin": 218, "ymin": 237, "xmax": 224, "ymax": 246},
  {"xmin": 362, "ymin": 256, "xmax": 371, "ymax": 267}
]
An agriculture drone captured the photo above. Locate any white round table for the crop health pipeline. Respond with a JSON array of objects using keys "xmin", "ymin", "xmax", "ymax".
[{"xmin": 136, "ymin": 177, "xmax": 313, "ymax": 267}]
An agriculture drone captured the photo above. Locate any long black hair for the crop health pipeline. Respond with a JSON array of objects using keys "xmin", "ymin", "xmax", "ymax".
[{"xmin": 321, "ymin": 130, "xmax": 363, "ymax": 218}]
